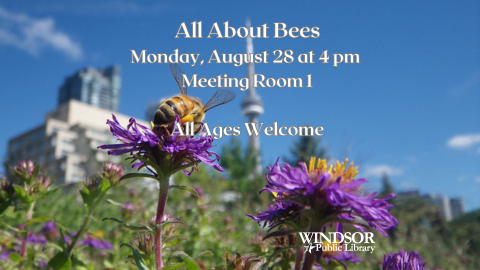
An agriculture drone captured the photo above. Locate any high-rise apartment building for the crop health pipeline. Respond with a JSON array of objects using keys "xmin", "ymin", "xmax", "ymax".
[
  {"xmin": 58, "ymin": 65, "xmax": 121, "ymax": 111},
  {"xmin": 424, "ymin": 194, "xmax": 453, "ymax": 221},
  {"xmin": 4, "ymin": 100, "xmax": 148, "ymax": 184},
  {"xmin": 450, "ymin": 198, "xmax": 466, "ymax": 219}
]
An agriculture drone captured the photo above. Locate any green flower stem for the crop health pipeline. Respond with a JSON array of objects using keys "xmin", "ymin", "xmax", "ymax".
[
  {"xmin": 154, "ymin": 177, "xmax": 170, "ymax": 270},
  {"xmin": 67, "ymin": 192, "xmax": 108, "ymax": 253},
  {"xmin": 20, "ymin": 202, "xmax": 35, "ymax": 258},
  {"xmin": 294, "ymin": 236, "xmax": 304, "ymax": 270}
]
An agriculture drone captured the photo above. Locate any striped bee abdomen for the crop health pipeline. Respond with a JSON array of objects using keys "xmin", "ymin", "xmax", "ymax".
[{"xmin": 153, "ymin": 95, "xmax": 196, "ymax": 126}]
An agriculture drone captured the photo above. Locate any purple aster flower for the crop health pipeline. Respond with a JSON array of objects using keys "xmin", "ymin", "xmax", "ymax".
[
  {"xmin": 98, "ymin": 114, "xmax": 223, "ymax": 175},
  {"xmin": 246, "ymin": 200, "xmax": 301, "ymax": 228},
  {"xmin": 98, "ymin": 115, "xmax": 159, "ymax": 156},
  {"xmin": 0, "ymin": 246, "xmax": 11, "ymax": 261},
  {"xmin": 247, "ymin": 158, "xmax": 398, "ymax": 236},
  {"xmin": 381, "ymin": 249, "xmax": 427, "ymax": 270},
  {"xmin": 321, "ymin": 241, "xmax": 362, "ymax": 264},
  {"xmin": 42, "ymin": 221, "xmax": 57, "ymax": 232},
  {"xmin": 24, "ymin": 232, "xmax": 48, "ymax": 246},
  {"xmin": 42, "ymin": 221, "xmax": 60, "ymax": 241},
  {"xmin": 81, "ymin": 234, "xmax": 113, "ymax": 249}
]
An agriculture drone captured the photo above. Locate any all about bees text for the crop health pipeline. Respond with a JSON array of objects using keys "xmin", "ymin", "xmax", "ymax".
[{"xmin": 173, "ymin": 122, "xmax": 324, "ymax": 139}]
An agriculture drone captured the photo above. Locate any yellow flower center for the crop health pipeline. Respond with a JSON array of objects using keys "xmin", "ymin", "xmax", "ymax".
[{"xmin": 308, "ymin": 157, "xmax": 362, "ymax": 193}]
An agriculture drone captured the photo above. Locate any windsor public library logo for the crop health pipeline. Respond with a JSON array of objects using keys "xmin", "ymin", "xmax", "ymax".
[{"xmin": 298, "ymin": 232, "xmax": 376, "ymax": 254}]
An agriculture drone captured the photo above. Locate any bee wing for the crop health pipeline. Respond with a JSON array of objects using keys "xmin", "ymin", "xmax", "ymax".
[
  {"xmin": 169, "ymin": 63, "xmax": 187, "ymax": 96},
  {"xmin": 204, "ymin": 89, "xmax": 236, "ymax": 112}
]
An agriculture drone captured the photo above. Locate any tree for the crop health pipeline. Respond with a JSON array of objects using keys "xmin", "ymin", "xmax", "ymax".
[
  {"xmin": 284, "ymin": 136, "xmax": 328, "ymax": 165},
  {"xmin": 379, "ymin": 173, "xmax": 395, "ymax": 198},
  {"xmin": 220, "ymin": 137, "xmax": 256, "ymax": 180}
]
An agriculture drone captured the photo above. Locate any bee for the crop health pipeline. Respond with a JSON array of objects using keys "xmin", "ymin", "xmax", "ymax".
[{"xmin": 153, "ymin": 63, "xmax": 236, "ymax": 134}]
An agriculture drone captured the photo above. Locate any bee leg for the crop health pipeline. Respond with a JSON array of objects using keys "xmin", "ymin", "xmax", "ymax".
[{"xmin": 193, "ymin": 122, "xmax": 203, "ymax": 135}]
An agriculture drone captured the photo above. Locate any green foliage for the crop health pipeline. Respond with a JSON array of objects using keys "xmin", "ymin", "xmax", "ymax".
[
  {"xmin": 220, "ymin": 137, "xmax": 256, "ymax": 180},
  {"xmin": 379, "ymin": 174, "xmax": 395, "ymax": 198},
  {"xmin": 1, "ymin": 156, "xmax": 479, "ymax": 270},
  {"xmin": 284, "ymin": 136, "xmax": 328, "ymax": 165}
]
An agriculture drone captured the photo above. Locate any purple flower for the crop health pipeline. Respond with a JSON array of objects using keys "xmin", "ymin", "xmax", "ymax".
[
  {"xmin": 246, "ymin": 200, "xmax": 301, "ymax": 228},
  {"xmin": 98, "ymin": 114, "xmax": 223, "ymax": 175},
  {"xmin": 162, "ymin": 130, "xmax": 223, "ymax": 174},
  {"xmin": 247, "ymin": 158, "xmax": 398, "ymax": 236},
  {"xmin": 81, "ymin": 234, "xmax": 113, "ymax": 249},
  {"xmin": 0, "ymin": 246, "xmax": 11, "ymax": 261},
  {"xmin": 26, "ymin": 232, "xmax": 48, "ymax": 246},
  {"xmin": 42, "ymin": 221, "xmax": 57, "ymax": 232},
  {"xmin": 98, "ymin": 115, "xmax": 159, "ymax": 156},
  {"xmin": 382, "ymin": 249, "xmax": 426, "ymax": 270},
  {"xmin": 42, "ymin": 221, "xmax": 60, "ymax": 241}
]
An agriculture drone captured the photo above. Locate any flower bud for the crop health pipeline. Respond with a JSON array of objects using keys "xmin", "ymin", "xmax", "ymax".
[
  {"xmin": 42, "ymin": 221, "xmax": 59, "ymax": 241},
  {"xmin": 102, "ymin": 162, "xmax": 124, "ymax": 185},
  {"xmin": 14, "ymin": 160, "xmax": 35, "ymax": 178},
  {"xmin": 121, "ymin": 202, "xmax": 135, "ymax": 218}
]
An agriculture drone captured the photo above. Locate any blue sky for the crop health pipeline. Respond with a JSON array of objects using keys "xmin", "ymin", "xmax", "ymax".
[{"xmin": 0, "ymin": 1, "xmax": 479, "ymax": 211}]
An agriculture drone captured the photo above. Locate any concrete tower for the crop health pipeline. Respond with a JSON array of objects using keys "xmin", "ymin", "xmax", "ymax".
[{"xmin": 241, "ymin": 19, "xmax": 264, "ymax": 176}]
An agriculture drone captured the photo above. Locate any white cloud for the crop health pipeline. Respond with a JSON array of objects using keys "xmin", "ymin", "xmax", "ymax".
[
  {"xmin": 363, "ymin": 165, "xmax": 403, "ymax": 178},
  {"xmin": 475, "ymin": 176, "xmax": 480, "ymax": 183},
  {"xmin": 446, "ymin": 133, "xmax": 480, "ymax": 149},
  {"xmin": 0, "ymin": 6, "xmax": 82, "ymax": 60}
]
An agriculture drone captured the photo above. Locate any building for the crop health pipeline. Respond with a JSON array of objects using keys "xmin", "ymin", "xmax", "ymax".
[
  {"xmin": 450, "ymin": 198, "xmax": 465, "ymax": 219},
  {"xmin": 241, "ymin": 19, "xmax": 264, "ymax": 176},
  {"xmin": 4, "ymin": 100, "xmax": 148, "ymax": 184},
  {"xmin": 397, "ymin": 190, "xmax": 420, "ymax": 200},
  {"xmin": 423, "ymin": 194, "xmax": 453, "ymax": 221},
  {"xmin": 58, "ymin": 65, "xmax": 121, "ymax": 112}
]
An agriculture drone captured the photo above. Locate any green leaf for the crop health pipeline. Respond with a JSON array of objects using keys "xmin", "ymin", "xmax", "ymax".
[
  {"xmin": 58, "ymin": 229, "xmax": 66, "ymax": 250},
  {"xmin": 136, "ymin": 156, "xmax": 162, "ymax": 175},
  {"xmin": 0, "ymin": 199, "xmax": 12, "ymax": 215},
  {"xmin": 13, "ymin": 186, "xmax": 32, "ymax": 204},
  {"xmin": 79, "ymin": 188, "xmax": 92, "ymax": 206},
  {"xmin": 261, "ymin": 246, "xmax": 295, "ymax": 269},
  {"xmin": 25, "ymin": 216, "xmax": 51, "ymax": 225},
  {"xmin": 163, "ymin": 262, "xmax": 187, "ymax": 270},
  {"xmin": 156, "ymin": 219, "xmax": 183, "ymax": 229},
  {"xmin": 102, "ymin": 217, "xmax": 152, "ymax": 232},
  {"xmin": 48, "ymin": 252, "xmax": 72, "ymax": 270},
  {"xmin": 119, "ymin": 173, "xmax": 158, "ymax": 182},
  {"xmin": 99, "ymin": 179, "xmax": 111, "ymax": 193},
  {"xmin": 263, "ymin": 228, "xmax": 302, "ymax": 240},
  {"xmin": 169, "ymin": 185, "xmax": 199, "ymax": 199},
  {"xmin": 8, "ymin": 252, "xmax": 23, "ymax": 262},
  {"xmin": 194, "ymin": 250, "xmax": 214, "ymax": 260},
  {"xmin": 37, "ymin": 185, "xmax": 63, "ymax": 200},
  {"xmin": 170, "ymin": 251, "xmax": 200, "ymax": 270},
  {"xmin": 32, "ymin": 165, "xmax": 40, "ymax": 180},
  {"xmin": 71, "ymin": 254, "xmax": 87, "ymax": 267},
  {"xmin": 105, "ymin": 199, "xmax": 124, "ymax": 207},
  {"xmin": 0, "ymin": 221, "xmax": 22, "ymax": 233},
  {"xmin": 43, "ymin": 243, "xmax": 63, "ymax": 252},
  {"xmin": 164, "ymin": 235, "xmax": 188, "ymax": 247},
  {"xmin": 120, "ymin": 243, "xmax": 149, "ymax": 270}
]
